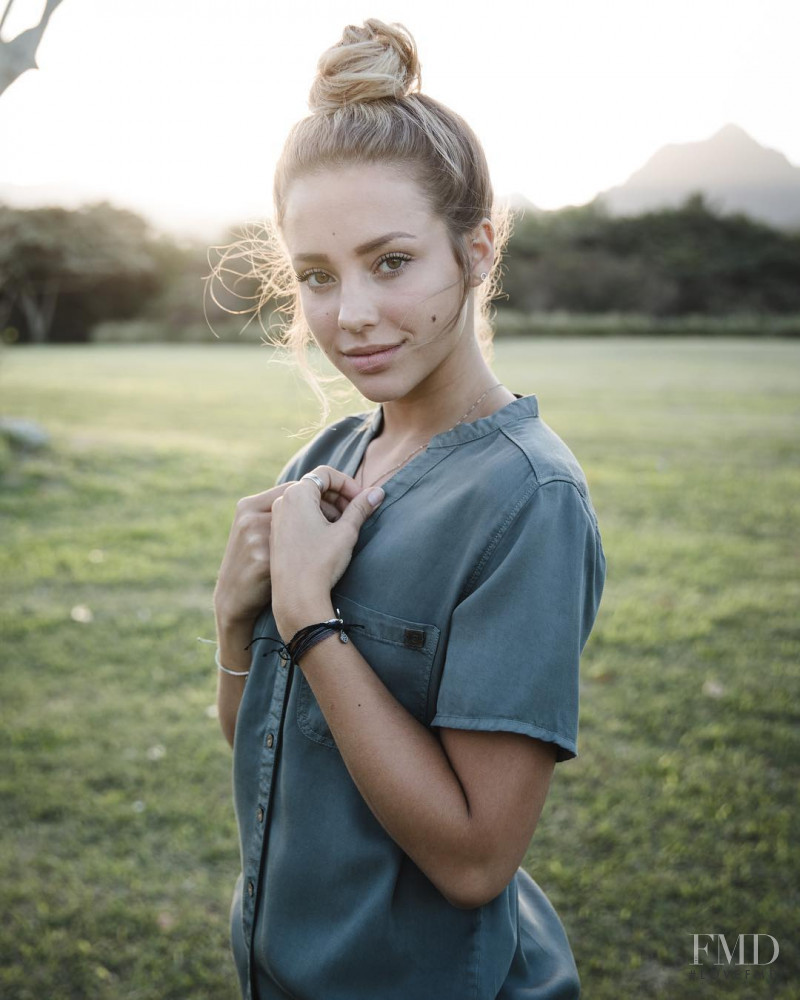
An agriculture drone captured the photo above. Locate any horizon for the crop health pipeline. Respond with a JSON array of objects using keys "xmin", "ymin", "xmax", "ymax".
[
  {"xmin": 1, "ymin": 120, "xmax": 795, "ymax": 244},
  {"xmin": 1, "ymin": 0, "xmax": 799, "ymax": 241}
]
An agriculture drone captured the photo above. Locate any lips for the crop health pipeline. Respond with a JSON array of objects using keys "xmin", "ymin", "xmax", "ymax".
[
  {"xmin": 342, "ymin": 343, "xmax": 402, "ymax": 357},
  {"xmin": 342, "ymin": 343, "xmax": 403, "ymax": 373}
]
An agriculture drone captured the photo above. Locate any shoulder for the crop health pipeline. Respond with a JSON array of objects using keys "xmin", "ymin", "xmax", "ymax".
[
  {"xmin": 500, "ymin": 410, "xmax": 590, "ymax": 494},
  {"xmin": 276, "ymin": 410, "xmax": 374, "ymax": 484},
  {"xmin": 458, "ymin": 417, "xmax": 606, "ymax": 620},
  {"xmin": 474, "ymin": 406, "xmax": 600, "ymax": 532}
]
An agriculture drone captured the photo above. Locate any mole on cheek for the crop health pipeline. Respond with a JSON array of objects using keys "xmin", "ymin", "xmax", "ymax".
[{"xmin": 431, "ymin": 315, "xmax": 437, "ymax": 323}]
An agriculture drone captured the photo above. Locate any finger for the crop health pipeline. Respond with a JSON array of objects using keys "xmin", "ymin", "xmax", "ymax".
[
  {"xmin": 301, "ymin": 465, "xmax": 361, "ymax": 501},
  {"xmin": 283, "ymin": 479, "xmax": 339, "ymax": 522},
  {"xmin": 239, "ymin": 481, "xmax": 293, "ymax": 512},
  {"xmin": 338, "ymin": 486, "xmax": 385, "ymax": 533},
  {"xmin": 320, "ymin": 499, "xmax": 341, "ymax": 522}
]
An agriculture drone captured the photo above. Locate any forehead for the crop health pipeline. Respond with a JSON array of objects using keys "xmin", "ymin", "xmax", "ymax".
[{"xmin": 280, "ymin": 163, "xmax": 442, "ymax": 251}]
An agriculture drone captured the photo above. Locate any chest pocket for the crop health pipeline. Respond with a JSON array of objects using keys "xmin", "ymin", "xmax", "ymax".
[{"xmin": 296, "ymin": 592, "xmax": 441, "ymax": 749}]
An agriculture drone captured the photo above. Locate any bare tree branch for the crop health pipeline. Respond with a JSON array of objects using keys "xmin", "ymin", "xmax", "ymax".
[
  {"xmin": 0, "ymin": 1, "xmax": 15, "ymax": 39},
  {"xmin": 0, "ymin": 0, "xmax": 66, "ymax": 98}
]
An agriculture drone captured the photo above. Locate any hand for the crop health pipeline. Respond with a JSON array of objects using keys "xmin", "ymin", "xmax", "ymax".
[
  {"xmin": 213, "ymin": 478, "xmax": 356, "ymax": 630},
  {"xmin": 269, "ymin": 465, "xmax": 385, "ymax": 636}
]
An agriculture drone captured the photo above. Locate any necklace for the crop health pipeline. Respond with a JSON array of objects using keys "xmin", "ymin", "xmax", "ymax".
[{"xmin": 356, "ymin": 383, "xmax": 505, "ymax": 490}]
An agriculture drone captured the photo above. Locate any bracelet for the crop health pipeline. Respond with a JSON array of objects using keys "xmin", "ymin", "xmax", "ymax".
[
  {"xmin": 245, "ymin": 610, "xmax": 364, "ymax": 667},
  {"xmin": 288, "ymin": 615, "xmax": 349, "ymax": 663},
  {"xmin": 215, "ymin": 646, "xmax": 250, "ymax": 678},
  {"xmin": 287, "ymin": 611, "xmax": 365, "ymax": 663}
]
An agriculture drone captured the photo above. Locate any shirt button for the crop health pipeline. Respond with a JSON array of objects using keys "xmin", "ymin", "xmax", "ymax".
[
  {"xmin": 247, "ymin": 880, "xmax": 254, "ymax": 898},
  {"xmin": 266, "ymin": 733, "xmax": 274, "ymax": 749},
  {"xmin": 257, "ymin": 806, "xmax": 264, "ymax": 823}
]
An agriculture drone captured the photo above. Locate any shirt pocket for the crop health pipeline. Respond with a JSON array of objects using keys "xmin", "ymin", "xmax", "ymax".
[{"xmin": 295, "ymin": 592, "xmax": 441, "ymax": 749}]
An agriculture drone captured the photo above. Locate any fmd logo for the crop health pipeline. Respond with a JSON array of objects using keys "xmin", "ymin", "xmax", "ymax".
[
  {"xmin": 691, "ymin": 934, "xmax": 779, "ymax": 966},
  {"xmin": 687, "ymin": 934, "xmax": 780, "ymax": 984}
]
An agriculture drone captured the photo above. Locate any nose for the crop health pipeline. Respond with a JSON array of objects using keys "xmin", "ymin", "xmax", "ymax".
[{"xmin": 337, "ymin": 278, "xmax": 378, "ymax": 334}]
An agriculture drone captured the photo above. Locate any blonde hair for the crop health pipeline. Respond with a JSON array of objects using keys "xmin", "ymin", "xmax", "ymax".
[{"xmin": 205, "ymin": 19, "xmax": 512, "ymax": 423}]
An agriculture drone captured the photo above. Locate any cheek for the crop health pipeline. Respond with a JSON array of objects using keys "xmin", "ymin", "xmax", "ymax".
[
  {"xmin": 396, "ymin": 277, "xmax": 462, "ymax": 331},
  {"xmin": 301, "ymin": 299, "xmax": 336, "ymax": 339},
  {"xmin": 385, "ymin": 282, "xmax": 445, "ymax": 326},
  {"xmin": 412, "ymin": 265, "xmax": 462, "ymax": 306}
]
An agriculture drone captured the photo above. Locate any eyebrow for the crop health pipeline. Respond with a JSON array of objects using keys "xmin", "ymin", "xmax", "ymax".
[{"xmin": 293, "ymin": 231, "xmax": 417, "ymax": 263}]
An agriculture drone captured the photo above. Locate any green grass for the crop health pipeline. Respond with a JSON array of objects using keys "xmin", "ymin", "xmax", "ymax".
[{"xmin": 2, "ymin": 340, "xmax": 798, "ymax": 999}]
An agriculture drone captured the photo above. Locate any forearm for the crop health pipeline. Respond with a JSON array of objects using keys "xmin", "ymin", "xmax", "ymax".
[
  {"xmin": 215, "ymin": 616, "xmax": 257, "ymax": 748},
  {"xmin": 282, "ymin": 600, "xmax": 484, "ymax": 908}
]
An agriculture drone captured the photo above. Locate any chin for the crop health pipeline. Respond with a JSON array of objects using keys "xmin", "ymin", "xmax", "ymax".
[
  {"xmin": 337, "ymin": 367, "xmax": 410, "ymax": 404},
  {"xmin": 350, "ymin": 381, "xmax": 405, "ymax": 405}
]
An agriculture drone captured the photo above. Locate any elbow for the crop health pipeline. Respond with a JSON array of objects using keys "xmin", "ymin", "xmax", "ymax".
[
  {"xmin": 439, "ymin": 863, "xmax": 509, "ymax": 911},
  {"xmin": 433, "ymin": 826, "xmax": 527, "ymax": 910}
]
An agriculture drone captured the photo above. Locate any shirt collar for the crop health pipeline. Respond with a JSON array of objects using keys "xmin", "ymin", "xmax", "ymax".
[{"xmin": 362, "ymin": 393, "xmax": 539, "ymax": 449}]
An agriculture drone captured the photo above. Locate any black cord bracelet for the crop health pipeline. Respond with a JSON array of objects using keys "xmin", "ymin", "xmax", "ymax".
[{"xmin": 245, "ymin": 610, "xmax": 363, "ymax": 668}]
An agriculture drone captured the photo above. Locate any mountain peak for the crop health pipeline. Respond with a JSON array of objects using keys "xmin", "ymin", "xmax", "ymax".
[
  {"xmin": 501, "ymin": 192, "xmax": 542, "ymax": 215},
  {"xmin": 597, "ymin": 124, "xmax": 800, "ymax": 229},
  {"xmin": 710, "ymin": 123, "xmax": 756, "ymax": 144}
]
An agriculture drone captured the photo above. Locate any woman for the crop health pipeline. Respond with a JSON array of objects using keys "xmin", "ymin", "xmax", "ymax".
[{"xmin": 212, "ymin": 19, "xmax": 606, "ymax": 1000}]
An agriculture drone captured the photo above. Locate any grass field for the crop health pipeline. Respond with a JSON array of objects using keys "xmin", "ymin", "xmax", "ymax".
[{"xmin": 1, "ymin": 339, "xmax": 798, "ymax": 999}]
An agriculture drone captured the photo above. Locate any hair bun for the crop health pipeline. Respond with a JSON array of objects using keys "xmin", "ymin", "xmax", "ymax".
[{"xmin": 309, "ymin": 19, "xmax": 421, "ymax": 112}]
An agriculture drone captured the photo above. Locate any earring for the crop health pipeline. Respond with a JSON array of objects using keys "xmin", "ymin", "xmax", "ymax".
[{"xmin": 480, "ymin": 272, "xmax": 488, "ymax": 281}]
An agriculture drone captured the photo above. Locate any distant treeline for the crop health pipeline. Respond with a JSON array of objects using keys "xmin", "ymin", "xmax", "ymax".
[
  {"xmin": 1, "ymin": 193, "xmax": 799, "ymax": 345},
  {"xmin": 502, "ymin": 193, "xmax": 800, "ymax": 317}
]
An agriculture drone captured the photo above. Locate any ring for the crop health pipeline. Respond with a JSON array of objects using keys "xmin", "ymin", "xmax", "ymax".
[{"xmin": 301, "ymin": 472, "xmax": 326, "ymax": 493}]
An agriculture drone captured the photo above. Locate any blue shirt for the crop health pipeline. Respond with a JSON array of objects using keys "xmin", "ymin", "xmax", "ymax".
[{"xmin": 230, "ymin": 394, "xmax": 606, "ymax": 999}]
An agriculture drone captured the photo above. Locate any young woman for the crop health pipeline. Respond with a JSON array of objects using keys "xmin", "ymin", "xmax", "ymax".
[{"xmin": 212, "ymin": 19, "xmax": 606, "ymax": 1000}]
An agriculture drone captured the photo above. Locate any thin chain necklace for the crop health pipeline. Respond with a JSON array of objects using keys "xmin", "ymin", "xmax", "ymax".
[{"xmin": 356, "ymin": 383, "xmax": 505, "ymax": 490}]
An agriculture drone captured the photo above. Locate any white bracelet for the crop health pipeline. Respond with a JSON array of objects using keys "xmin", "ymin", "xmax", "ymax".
[{"xmin": 215, "ymin": 647, "xmax": 250, "ymax": 678}]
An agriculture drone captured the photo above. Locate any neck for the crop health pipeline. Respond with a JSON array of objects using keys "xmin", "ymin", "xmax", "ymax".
[{"xmin": 378, "ymin": 339, "xmax": 512, "ymax": 445}]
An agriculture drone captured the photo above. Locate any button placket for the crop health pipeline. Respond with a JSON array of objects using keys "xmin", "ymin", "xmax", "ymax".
[
  {"xmin": 241, "ymin": 656, "xmax": 292, "ymax": 935},
  {"xmin": 241, "ymin": 656, "xmax": 295, "ymax": 998}
]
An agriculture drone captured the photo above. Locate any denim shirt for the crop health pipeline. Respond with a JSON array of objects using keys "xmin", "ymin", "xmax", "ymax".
[{"xmin": 230, "ymin": 394, "xmax": 606, "ymax": 1000}]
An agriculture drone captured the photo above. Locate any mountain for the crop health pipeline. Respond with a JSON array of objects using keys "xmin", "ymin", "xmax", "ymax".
[
  {"xmin": 501, "ymin": 192, "xmax": 543, "ymax": 216},
  {"xmin": 4, "ymin": 125, "xmax": 799, "ymax": 236},
  {"xmin": 596, "ymin": 124, "xmax": 800, "ymax": 229}
]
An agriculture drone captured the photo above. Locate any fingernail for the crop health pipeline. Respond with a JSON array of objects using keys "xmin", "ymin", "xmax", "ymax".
[{"xmin": 367, "ymin": 488, "xmax": 384, "ymax": 506}]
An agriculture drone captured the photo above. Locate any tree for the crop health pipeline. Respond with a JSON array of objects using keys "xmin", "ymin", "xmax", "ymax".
[
  {"xmin": 500, "ymin": 195, "xmax": 800, "ymax": 317},
  {"xmin": 0, "ymin": 202, "xmax": 165, "ymax": 342}
]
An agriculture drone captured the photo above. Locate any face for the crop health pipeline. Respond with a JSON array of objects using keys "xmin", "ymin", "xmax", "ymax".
[{"xmin": 280, "ymin": 162, "xmax": 479, "ymax": 404}]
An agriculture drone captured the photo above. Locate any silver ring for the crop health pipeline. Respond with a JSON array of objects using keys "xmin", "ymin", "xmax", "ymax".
[{"xmin": 301, "ymin": 472, "xmax": 326, "ymax": 493}]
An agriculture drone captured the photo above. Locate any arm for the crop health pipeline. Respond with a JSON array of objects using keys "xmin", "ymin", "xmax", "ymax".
[
  {"xmin": 270, "ymin": 467, "xmax": 557, "ymax": 908},
  {"xmin": 215, "ymin": 618, "xmax": 256, "ymax": 749},
  {"xmin": 213, "ymin": 479, "xmax": 356, "ymax": 746},
  {"xmin": 281, "ymin": 600, "xmax": 556, "ymax": 909},
  {"xmin": 213, "ymin": 488, "xmax": 282, "ymax": 748}
]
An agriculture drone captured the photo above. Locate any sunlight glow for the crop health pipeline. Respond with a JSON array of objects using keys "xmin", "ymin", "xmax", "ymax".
[{"xmin": 1, "ymin": 0, "xmax": 798, "ymax": 239}]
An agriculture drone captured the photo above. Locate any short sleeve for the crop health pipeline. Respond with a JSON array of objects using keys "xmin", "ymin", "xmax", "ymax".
[{"xmin": 431, "ymin": 478, "xmax": 606, "ymax": 762}]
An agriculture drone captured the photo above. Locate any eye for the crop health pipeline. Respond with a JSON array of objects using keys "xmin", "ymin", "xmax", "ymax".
[
  {"xmin": 375, "ymin": 253, "xmax": 412, "ymax": 276},
  {"xmin": 296, "ymin": 268, "xmax": 335, "ymax": 292}
]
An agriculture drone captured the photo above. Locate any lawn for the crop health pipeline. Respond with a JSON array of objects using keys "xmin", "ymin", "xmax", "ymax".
[{"xmin": 1, "ymin": 339, "xmax": 798, "ymax": 999}]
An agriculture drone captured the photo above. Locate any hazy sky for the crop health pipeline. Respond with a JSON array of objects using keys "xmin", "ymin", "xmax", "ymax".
[{"xmin": 1, "ymin": 0, "xmax": 798, "ymax": 240}]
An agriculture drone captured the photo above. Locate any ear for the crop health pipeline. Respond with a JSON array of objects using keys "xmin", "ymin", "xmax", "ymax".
[{"xmin": 468, "ymin": 218, "xmax": 495, "ymax": 287}]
